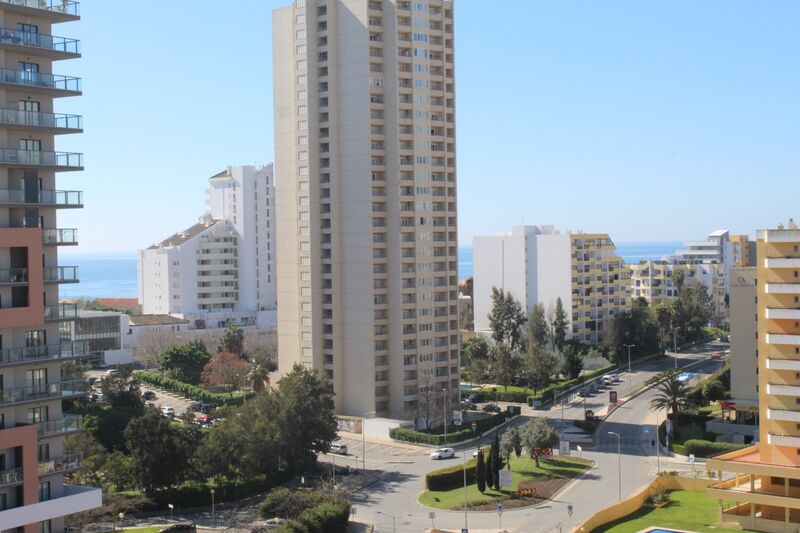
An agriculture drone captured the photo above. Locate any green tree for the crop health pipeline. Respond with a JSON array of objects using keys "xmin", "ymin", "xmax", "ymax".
[
  {"xmin": 461, "ymin": 336, "xmax": 490, "ymax": 385},
  {"xmin": 490, "ymin": 343, "xmax": 519, "ymax": 392},
  {"xmin": 64, "ymin": 432, "xmax": 106, "ymax": 489},
  {"xmin": 608, "ymin": 298, "xmax": 659, "ymax": 362},
  {"xmin": 157, "ymin": 341, "xmax": 211, "ymax": 385},
  {"xmin": 519, "ymin": 418, "xmax": 559, "ymax": 467},
  {"xmin": 672, "ymin": 269, "xmax": 685, "ymax": 296},
  {"xmin": 654, "ymin": 303, "xmax": 674, "ymax": 354},
  {"xmin": 476, "ymin": 450, "xmax": 486, "ymax": 493},
  {"xmin": 500, "ymin": 427, "xmax": 521, "ymax": 467},
  {"xmin": 527, "ymin": 302, "xmax": 549, "ymax": 350},
  {"xmin": 650, "ymin": 377, "xmax": 693, "ymax": 434},
  {"xmin": 551, "ymin": 297, "xmax": 569, "ymax": 352},
  {"xmin": 521, "ymin": 345, "xmax": 557, "ymax": 393},
  {"xmin": 124, "ymin": 407, "xmax": 194, "ymax": 492},
  {"xmin": 101, "ymin": 365, "xmax": 143, "ymax": 409},
  {"xmin": 102, "ymin": 451, "xmax": 136, "ymax": 491},
  {"xmin": 487, "ymin": 287, "xmax": 527, "ymax": 351},
  {"xmin": 218, "ymin": 323, "xmax": 246, "ymax": 357},
  {"xmin": 248, "ymin": 361, "xmax": 272, "ymax": 394},
  {"xmin": 490, "ymin": 433, "xmax": 502, "ymax": 489},
  {"xmin": 83, "ymin": 404, "xmax": 144, "ymax": 452},
  {"xmin": 561, "ymin": 344, "xmax": 584, "ymax": 380},
  {"xmin": 702, "ymin": 379, "xmax": 726, "ymax": 404}
]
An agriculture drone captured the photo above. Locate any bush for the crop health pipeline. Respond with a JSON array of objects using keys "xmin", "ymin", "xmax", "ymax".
[
  {"xmin": 293, "ymin": 500, "xmax": 350, "ymax": 533},
  {"xmin": 682, "ymin": 439, "xmax": 746, "ymax": 458},
  {"xmin": 135, "ymin": 371, "xmax": 251, "ymax": 406},
  {"xmin": 390, "ymin": 413, "xmax": 513, "ymax": 445},
  {"xmin": 259, "ymin": 488, "xmax": 325, "ymax": 520},
  {"xmin": 151, "ymin": 471, "xmax": 292, "ymax": 509},
  {"xmin": 426, "ymin": 458, "xmax": 478, "ymax": 491}
]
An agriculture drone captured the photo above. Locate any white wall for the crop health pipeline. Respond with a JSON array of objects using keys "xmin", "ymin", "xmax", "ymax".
[
  {"xmin": 473, "ymin": 230, "xmax": 526, "ymax": 333},
  {"xmin": 533, "ymin": 232, "xmax": 572, "ymax": 329}
]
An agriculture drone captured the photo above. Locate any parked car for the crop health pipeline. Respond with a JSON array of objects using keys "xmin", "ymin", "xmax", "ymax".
[
  {"xmin": 105, "ymin": 368, "xmax": 118, "ymax": 376},
  {"xmin": 577, "ymin": 388, "xmax": 589, "ymax": 398},
  {"xmin": 601, "ymin": 375, "xmax": 614, "ymax": 385},
  {"xmin": 200, "ymin": 402, "xmax": 215, "ymax": 414},
  {"xmin": 460, "ymin": 399, "xmax": 477, "ymax": 410},
  {"xmin": 467, "ymin": 393, "xmax": 485, "ymax": 404},
  {"xmin": 430, "ymin": 448, "xmax": 455, "ymax": 460},
  {"xmin": 142, "ymin": 390, "xmax": 156, "ymax": 401},
  {"xmin": 610, "ymin": 373, "xmax": 620, "ymax": 382},
  {"xmin": 330, "ymin": 441, "xmax": 348, "ymax": 455},
  {"xmin": 161, "ymin": 406, "xmax": 175, "ymax": 418},
  {"xmin": 482, "ymin": 403, "xmax": 501, "ymax": 413}
]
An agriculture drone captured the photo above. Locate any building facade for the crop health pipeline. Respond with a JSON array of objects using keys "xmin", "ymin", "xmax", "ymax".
[
  {"xmin": 273, "ymin": 0, "xmax": 460, "ymax": 422},
  {"xmin": 731, "ymin": 234, "xmax": 756, "ymax": 268},
  {"xmin": 0, "ymin": 1, "xmax": 101, "ymax": 530},
  {"xmin": 707, "ymin": 221, "xmax": 800, "ymax": 532},
  {"xmin": 138, "ymin": 165, "xmax": 277, "ymax": 330}
]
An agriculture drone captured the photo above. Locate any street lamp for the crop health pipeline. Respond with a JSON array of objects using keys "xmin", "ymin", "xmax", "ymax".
[
  {"xmin": 623, "ymin": 344, "xmax": 635, "ymax": 396},
  {"xmin": 210, "ymin": 489, "xmax": 215, "ymax": 527},
  {"xmin": 376, "ymin": 511, "xmax": 396, "ymax": 533},
  {"xmin": 443, "ymin": 388, "xmax": 448, "ymax": 446},
  {"xmin": 608, "ymin": 432, "xmax": 622, "ymax": 502},
  {"xmin": 362, "ymin": 410, "xmax": 376, "ymax": 471}
]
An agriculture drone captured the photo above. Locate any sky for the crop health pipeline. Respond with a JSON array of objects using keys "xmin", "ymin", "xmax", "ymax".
[{"xmin": 57, "ymin": 0, "xmax": 799, "ymax": 253}]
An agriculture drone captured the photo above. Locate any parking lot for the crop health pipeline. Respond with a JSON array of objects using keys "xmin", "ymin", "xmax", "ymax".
[
  {"xmin": 327, "ymin": 436, "xmax": 427, "ymax": 466},
  {"xmin": 87, "ymin": 370, "xmax": 196, "ymax": 418}
]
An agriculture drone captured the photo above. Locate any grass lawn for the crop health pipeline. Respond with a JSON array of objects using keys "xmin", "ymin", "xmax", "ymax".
[
  {"xmin": 419, "ymin": 455, "xmax": 590, "ymax": 510},
  {"xmin": 595, "ymin": 490, "xmax": 756, "ymax": 533}
]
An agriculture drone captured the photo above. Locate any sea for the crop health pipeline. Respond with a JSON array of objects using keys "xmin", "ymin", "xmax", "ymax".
[{"xmin": 60, "ymin": 241, "xmax": 682, "ymax": 300}]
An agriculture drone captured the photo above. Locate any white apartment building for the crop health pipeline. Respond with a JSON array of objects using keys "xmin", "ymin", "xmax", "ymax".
[
  {"xmin": 473, "ymin": 225, "xmax": 571, "ymax": 334},
  {"xmin": 138, "ymin": 165, "xmax": 277, "ymax": 330},
  {"xmin": 673, "ymin": 229, "xmax": 733, "ymax": 266},
  {"xmin": 273, "ymin": 0, "xmax": 460, "ymax": 423}
]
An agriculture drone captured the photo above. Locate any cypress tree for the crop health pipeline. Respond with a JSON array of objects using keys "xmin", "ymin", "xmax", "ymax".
[
  {"xmin": 492, "ymin": 433, "xmax": 503, "ymax": 489},
  {"xmin": 476, "ymin": 450, "xmax": 486, "ymax": 493}
]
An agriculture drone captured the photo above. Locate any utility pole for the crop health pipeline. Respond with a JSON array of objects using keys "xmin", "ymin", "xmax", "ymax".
[
  {"xmin": 623, "ymin": 344, "xmax": 635, "ymax": 396},
  {"xmin": 443, "ymin": 388, "xmax": 448, "ymax": 446}
]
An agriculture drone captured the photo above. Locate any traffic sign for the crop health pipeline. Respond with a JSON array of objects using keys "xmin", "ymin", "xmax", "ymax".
[
  {"xmin": 567, "ymin": 504, "xmax": 574, "ymax": 517},
  {"xmin": 688, "ymin": 454, "xmax": 695, "ymax": 464},
  {"xmin": 471, "ymin": 421, "xmax": 477, "ymax": 430},
  {"xmin": 499, "ymin": 469, "xmax": 513, "ymax": 488},
  {"xmin": 429, "ymin": 511, "xmax": 435, "ymax": 520},
  {"xmin": 453, "ymin": 410, "xmax": 462, "ymax": 426},
  {"xmin": 496, "ymin": 503, "xmax": 504, "ymax": 514}
]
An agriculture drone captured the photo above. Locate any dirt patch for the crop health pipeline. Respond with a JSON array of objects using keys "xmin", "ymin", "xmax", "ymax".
[{"xmin": 448, "ymin": 477, "xmax": 571, "ymax": 511}]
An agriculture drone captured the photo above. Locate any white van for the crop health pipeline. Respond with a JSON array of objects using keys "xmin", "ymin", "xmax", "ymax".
[{"xmin": 330, "ymin": 441, "xmax": 348, "ymax": 455}]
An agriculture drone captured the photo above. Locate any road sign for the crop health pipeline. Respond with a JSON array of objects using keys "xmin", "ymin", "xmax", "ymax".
[
  {"xmin": 429, "ymin": 511, "xmax": 436, "ymax": 519},
  {"xmin": 567, "ymin": 504, "xmax": 574, "ymax": 517},
  {"xmin": 576, "ymin": 445, "xmax": 582, "ymax": 452},
  {"xmin": 471, "ymin": 421, "xmax": 477, "ymax": 430},
  {"xmin": 609, "ymin": 390, "xmax": 618, "ymax": 405},
  {"xmin": 499, "ymin": 469, "xmax": 513, "ymax": 488},
  {"xmin": 496, "ymin": 503, "xmax": 504, "ymax": 514},
  {"xmin": 688, "ymin": 454, "xmax": 695, "ymax": 464},
  {"xmin": 453, "ymin": 410, "xmax": 462, "ymax": 426},
  {"xmin": 559, "ymin": 440, "xmax": 570, "ymax": 456},
  {"xmin": 351, "ymin": 507, "xmax": 356, "ymax": 516}
]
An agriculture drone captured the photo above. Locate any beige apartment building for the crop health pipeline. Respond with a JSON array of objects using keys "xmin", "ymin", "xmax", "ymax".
[
  {"xmin": 0, "ymin": 1, "xmax": 101, "ymax": 530},
  {"xmin": 731, "ymin": 234, "xmax": 756, "ymax": 268},
  {"xmin": 707, "ymin": 220, "xmax": 800, "ymax": 532},
  {"xmin": 273, "ymin": 0, "xmax": 459, "ymax": 423},
  {"xmin": 570, "ymin": 234, "xmax": 631, "ymax": 344}
]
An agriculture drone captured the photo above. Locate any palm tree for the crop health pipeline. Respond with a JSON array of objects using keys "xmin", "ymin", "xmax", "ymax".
[
  {"xmin": 247, "ymin": 362, "xmax": 270, "ymax": 394},
  {"xmin": 650, "ymin": 377, "xmax": 692, "ymax": 435}
]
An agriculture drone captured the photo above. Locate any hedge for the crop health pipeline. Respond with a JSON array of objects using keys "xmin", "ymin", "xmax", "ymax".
[
  {"xmin": 682, "ymin": 439, "xmax": 746, "ymax": 458},
  {"xmin": 135, "ymin": 370, "xmax": 252, "ymax": 406},
  {"xmin": 283, "ymin": 500, "xmax": 351, "ymax": 533},
  {"xmin": 390, "ymin": 412, "xmax": 512, "ymax": 445},
  {"xmin": 426, "ymin": 456, "xmax": 479, "ymax": 490},
  {"xmin": 151, "ymin": 470, "xmax": 292, "ymax": 509}
]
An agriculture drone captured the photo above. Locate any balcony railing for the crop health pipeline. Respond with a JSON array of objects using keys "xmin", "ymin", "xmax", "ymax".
[
  {"xmin": 43, "ymin": 265, "xmax": 78, "ymax": 282},
  {"xmin": 0, "ymin": 267, "xmax": 27, "ymax": 283},
  {"xmin": 44, "ymin": 302, "xmax": 77, "ymax": 320},
  {"xmin": 0, "ymin": 0, "xmax": 79, "ymax": 17},
  {"xmin": 37, "ymin": 414, "xmax": 82, "ymax": 438},
  {"xmin": 38, "ymin": 452, "xmax": 81, "ymax": 476},
  {"xmin": 0, "ymin": 28, "xmax": 79, "ymax": 54},
  {"xmin": 0, "ymin": 341, "xmax": 90, "ymax": 366},
  {"xmin": 43, "ymin": 228, "xmax": 78, "ymax": 245},
  {"xmin": 0, "ymin": 467, "xmax": 23, "ymax": 488},
  {"xmin": 0, "ymin": 67, "xmax": 80, "ymax": 93},
  {"xmin": 0, "ymin": 148, "xmax": 83, "ymax": 168},
  {"xmin": 0, "ymin": 378, "xmax": 87, "ymax": 405},
  {"xmin": 0, "ymin": 188, "xmax": 82, "ymax": 206},
  {"xmin": 0, "ymin": 108, "xmax": 82, "ymax": 130}
]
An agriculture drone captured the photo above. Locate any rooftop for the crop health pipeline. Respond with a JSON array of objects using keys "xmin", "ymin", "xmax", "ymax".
[
  {"xmin": 147, "ymin": 218, "xmax": 219, "ymax": 249},
  {"xmin": 129, "ymin": 314, "xmax": 189, "ymax": 326},
  {"xmin": 95, "ymin": 298, "xmax": 139, "ymax": 311}
]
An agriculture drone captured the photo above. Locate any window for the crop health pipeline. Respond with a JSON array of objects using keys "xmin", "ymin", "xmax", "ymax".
[
  {"xmin": 40, "ymin": 520, "xmax": 51, "ymax": 533},
  {"xmin": 38, "ymin": 481, "xmax": 50, "ymax": 502},
  {"xmin": 413, "ymin": 32, "xmax": 428, "ymax": 42}
]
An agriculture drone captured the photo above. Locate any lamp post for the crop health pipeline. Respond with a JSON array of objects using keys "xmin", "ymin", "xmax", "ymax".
[
  {"xmin": 377, "ymin": 511, "xmax": 396, "ymax": 533},
  {"xmin": 168, "ymin": 503, "xmax": 174, "ymax": 521},
  {"xmin": 443, "ymin": 388, "xmax": 448, "ymax": 446},
  {"xmin": 211, "ymin": 489, "xmax": 215, "ymax": 527},
  {"xmin": 623, "ymin": 344, "xmax": 635, "ymax": 396},
  {"xmin": 608, "ymin": 432, "xmax": 622, "ymax": 502},
  {"xmin": 362, "ymin": 410, "xmax": 376, "ymax": 471}
]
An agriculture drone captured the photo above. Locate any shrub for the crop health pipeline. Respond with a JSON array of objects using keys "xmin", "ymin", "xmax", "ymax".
[
  {"xmin": 259, "ymin": 487, "xmax": 326, "ymax": 519},
  {"xmin": 390, "ymin": 412, "xmax": 513, "ymax": 445},
  {"xmin": 294, "ymin": 500, "xmax": 350, "ymax": 533},
  {"xmin": 151, "ymin": 471, "xmax": 292, "ymax": 509},
  {"xmin": 682, "ymin": 439, "xmax": 746, "ymax": 458},
  {"xmin": 426, "ymin": 458, "xmax": 478, "ymax": 491}
]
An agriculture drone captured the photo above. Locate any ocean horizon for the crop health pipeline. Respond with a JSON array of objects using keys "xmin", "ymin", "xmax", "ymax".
[{"xmin": 60, "ymin": 241, "xmax": 683, "ymax": 299}]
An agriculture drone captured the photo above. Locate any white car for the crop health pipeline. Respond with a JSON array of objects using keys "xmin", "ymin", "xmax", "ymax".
[
  {"xmin": 610, "ymin": 373, "xmax": 620, "ymax": 382},
  {"xmin": 430, "ymin": 447, "xmax": 455, "ymax": 460},
  {"xmin": 330, "ymin": 441, "xmax": 348, "ymax": 455},
  {"xmin": 601, "ymin": 375, "xmax": 614, "ymax": 385},
  {"xmin": 161, "ymin": 406, "xmax": 175, "ymax": 418}
]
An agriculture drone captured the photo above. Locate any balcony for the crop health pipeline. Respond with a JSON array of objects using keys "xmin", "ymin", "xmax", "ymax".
[
  {"xmin": 37, "ymin": 414, "xmax": 82, "ymax": 438},
  {"xmin": 767, "ymin": 383, "xmax": 800, "ymax": 397},
  {"xmin": 765, "ymin": 308, "xmax": 800, "ymax": 320},
  {"xmin": 0, "ymin": 148, "xmax": 83, "ymax": 170},
  {"xmin": 0, "ymin": 485, "xmax": 102, "ymax": 531},
  {"xmin": 765, "ymin": 283, "xmax": 800, "ymax": 294},
  {"xmin": 0, "ymin": 28, "xmax": 79, "ymax": 58},
  {"xmin": 766, "ymin": 333, "xmax": 800, "ymax": 346},
  {"xmin": 0, "ymin": 378, "xmax": 87, "ymax": 405},
  {"xmin": 768, "ymin": 408, "xmax": 800, "ymax": 422},
  {"xmin": 0, "ymin": 0, "xmax": 80, "ymax": 22},
  {"xmin": 766, "ymin": 358, "xmax": 800, "ymax": 371},
  {"xmin": 765, "ymin": 258, "xmax": 800, "ymax": 269},
  {"xmin": 0, "ymin": 67, "xmax": 80, "ymax": 96},
  {"xmin": 0, "ymin": 267, "xmax": 27, "ymax": 284},
  {"xmin": 38, "ymin": 452, "xmax": 81, "ymax": 476},
  {"xmin": 43, "ymin": 228, "xmax": 78, "ymax": 245},
  {"xmin": 0, "ymin": 341, "xmax": 89, "ymax": 367},
  {"xmin": 768, "ymin": 433, "xmax": 800, "ymax": 447},
  {"xmin": 0, "ymin": 108, "xmax": 82, "ymax": 133},
  {"xmin": 44, "ymin": 302, "xmax": 77, "ymax": 320},
  {"xmin": 0, "ymin": 467, "xmax": 23, "ymax": 488},
  {"xmin": 0, "ymin": 188, "xmax": 82, "ymax": 207},
  {"xmin": 43, "ymin": 265, "xmax": 78, "ymax": 283}
]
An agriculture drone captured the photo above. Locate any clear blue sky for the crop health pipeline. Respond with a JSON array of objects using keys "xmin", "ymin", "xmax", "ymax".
[{"xmin": 58, "ymin": 0, "xmax": 799, "ymax": 253}]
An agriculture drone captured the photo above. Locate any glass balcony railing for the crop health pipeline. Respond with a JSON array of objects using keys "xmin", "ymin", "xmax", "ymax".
[
  {"xmin": 0, "ymin": 378, "xmax": 87, "ymax": 405},
  {"xmin": 0, "ymin": 148, "xmax": 83, "ymax": 168},
  {"xmin": 42, "ymin": 228, "xmax": 78, "ymax": 245},
  {"xmin": 0, "ymin": 67, "xmax": 80, "ymax": 93},
  {"xmin": 0, "ymin": 28, "xmax": 79, "ymax": 54},
  {"xmin": 0, "ymin": 267, "xmax": 27, "ymax": 283},
  {"xmin": 0, "ymin": 467, "xmax": 23, "ymax": 488},
  {"xmin": 43, "ymin": 265, "xmax": 78, "ymax": 282},
  {"xmin": 0, "ymin": 0, "xmax": 79, "ymax": 16},
  {"xmin": 0, "ymin": 108, "xmax": 82, "ymax": 130},
  {"xmin": 0, "ymin": 188, "xmax": 82, "ymax": 206},
  {"xmin": 38, "ymin": 452, "xmax": 81, "ymax": 476},
  {"xmin": 44, "ymin": 302, "xmax": 78, "ymax": 320},
  {"xmin": 0, "ymin": 341, "xmax": 90, "ymax": 366},
  {"xmin": 37, "ymin": 414, "xmax": 83, "ymax": 438}
]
